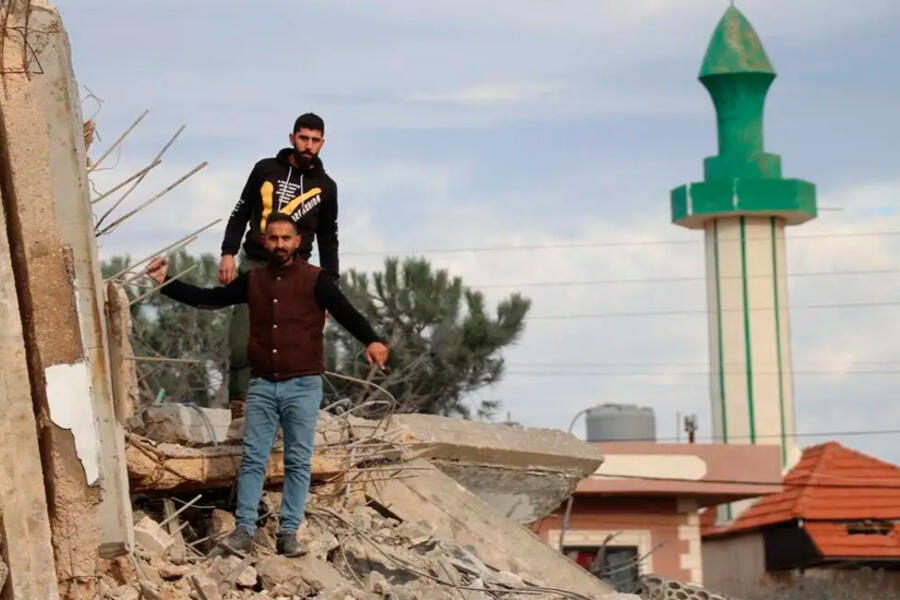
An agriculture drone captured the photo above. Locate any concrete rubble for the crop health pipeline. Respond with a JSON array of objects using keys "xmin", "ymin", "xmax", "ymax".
[
  {"xmin": 103, "ymin": 491, "xmax": 639, "ymax": 600},
  {"xmin": 112, "ymin": 408, "xmax": 641, "ymax": 599},
  {"xmin": 130, "ymin": 404, "xmax": 233, "ymax": 446},
  {"xmin": 637, "ymin": 575, "xmax": 740, "ymax": 600},
  {"xmin": 112, "ymin": 396, "xmax": 748, "ymax": 600},
  {"xmin": 384, "ymin": 414, "xmax": 603, "ymax": 523}
]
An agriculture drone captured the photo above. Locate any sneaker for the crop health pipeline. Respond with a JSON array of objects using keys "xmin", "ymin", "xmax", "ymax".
[
  {"xmin": 276, "ymin": 531, "xmax": 307, "ymax": 557},
  {"xmin": 219, "ymin": 526, "xmax": 252, "ymax": 555}
]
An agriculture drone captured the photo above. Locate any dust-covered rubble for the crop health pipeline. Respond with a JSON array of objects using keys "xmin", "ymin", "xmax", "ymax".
[
  {"xmin": 110, "ymin": 407, "xmax": 676, "ymax": 599},
  {"xmin": 99, "ymin": 494, "xmax": 624, "ymax": 600},
  {"xmin": 637, "ymin": 574, "xmax": 740, "ymax": 600}
]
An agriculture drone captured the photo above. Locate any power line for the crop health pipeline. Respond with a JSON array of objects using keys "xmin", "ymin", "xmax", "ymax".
[
  {"xmin": 511, "ymin": 360, "xmax": 900, "ymax": 367},
  {"xmin": 343, "ymin": 230, "xmax": 900, "ymax": 256},
  {"xmin": 576, "ymin": 429, "xmax": 900, "ymax": 443},
  {"xmin": 529, "ymin": 299, "xmax": 900, "ymax": 320},
  {"xmin": 506, "ymin": 370, "xmax": 900, "ymax": 377},
  {"xmin": 473, "ymin": 268, "xmax": 900, "ymax": 289},
  {"xmin": 589, "ymin": 471, "xmax": 900, "ymax": 490}
]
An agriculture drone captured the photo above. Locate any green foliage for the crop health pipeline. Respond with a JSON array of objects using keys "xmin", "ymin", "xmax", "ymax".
[
  {"xmin": 104, "ymin": 253, "xmax": 529, "ymax": 417},
  {"xmin": 324, "ymin": 257, "xmax": 530, "ymax": 419},
  {"xmin": 102, "ymin": 251, "xmax": 228, "ymax": 406}
]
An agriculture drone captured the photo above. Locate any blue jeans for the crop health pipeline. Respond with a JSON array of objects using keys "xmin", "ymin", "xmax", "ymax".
[{"xmin": 236, "ymin": 375, "xmax": 322, "ymax": 534}]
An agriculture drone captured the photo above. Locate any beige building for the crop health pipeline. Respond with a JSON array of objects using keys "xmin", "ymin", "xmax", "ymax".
[{"xmin": 533, "ymin": 442, "xmax": 781, "ymax": 592}]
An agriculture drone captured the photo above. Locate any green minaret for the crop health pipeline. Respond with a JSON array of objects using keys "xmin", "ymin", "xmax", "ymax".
[
  {"xmin": 672, "ymin": 6, "xmax": 816, "ymax": 223},
  {"xmin": 670, "ymin": 7, "xmax": 817, "ymax": 523}
]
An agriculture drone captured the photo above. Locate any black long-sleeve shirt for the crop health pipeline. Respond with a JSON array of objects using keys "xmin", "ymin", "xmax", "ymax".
[
  {"xmin": 221, "ymin": 148, "xmax": 339, "ymax": 279},
  {"xmin": 161, "ymin": 267, "xmax": 377, "ymax": 347}
]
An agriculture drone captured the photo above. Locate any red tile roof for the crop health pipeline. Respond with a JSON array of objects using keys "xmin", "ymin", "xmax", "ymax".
[
  {"xmin": 804, "ymin": 522, "xmax": 900, "ymax": 559},
  {"xmin": 703, "ymin": 442, "xmax": 900, "ymax": 558}
]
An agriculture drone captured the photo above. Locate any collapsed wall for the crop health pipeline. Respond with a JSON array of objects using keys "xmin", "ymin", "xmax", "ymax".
[{"xmin": 0, "ymin": 0, "xmax": 131, "ymax": 597}]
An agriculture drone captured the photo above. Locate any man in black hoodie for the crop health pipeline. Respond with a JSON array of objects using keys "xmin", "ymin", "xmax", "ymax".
[{"xmin": 219, "ymin": 113, "xmax": 338, "ymax": 417}]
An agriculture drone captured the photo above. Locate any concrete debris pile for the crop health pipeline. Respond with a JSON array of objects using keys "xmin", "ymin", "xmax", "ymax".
[
  {"xmin": 112, "ymin": 405, "xmax": 639, "ymax": 599},
  {"xmin": 100, "ymin": 493, "xmax": 620, "ymax": 599},
  {"xmin": 636, "ymin": 575, "xmax": 739, "ymax": 600}
]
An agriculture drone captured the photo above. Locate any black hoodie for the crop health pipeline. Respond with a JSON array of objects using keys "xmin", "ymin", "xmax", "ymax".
[{"xmin": 221, "ymin": 148, "xmax": 338, "ymax": 279}]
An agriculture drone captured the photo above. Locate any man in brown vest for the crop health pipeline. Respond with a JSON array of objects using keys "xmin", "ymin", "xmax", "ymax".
[{"xmin": 147, "ymin": 213, "xmax": 388, "ymax": 557}]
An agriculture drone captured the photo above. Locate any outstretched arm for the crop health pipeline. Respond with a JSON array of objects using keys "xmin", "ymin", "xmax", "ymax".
[
  {"xmin": 313, "ymin": 272, "xmax": 388, "ymax": 369},
  {"xmin": 147, "ymin": 257, "xmax": 249, "ymax": 308}
]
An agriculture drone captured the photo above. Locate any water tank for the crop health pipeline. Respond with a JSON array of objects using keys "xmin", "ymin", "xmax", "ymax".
[{"xmin": 585, "ymin": 403, "xmax": 655, "ymax": 442}]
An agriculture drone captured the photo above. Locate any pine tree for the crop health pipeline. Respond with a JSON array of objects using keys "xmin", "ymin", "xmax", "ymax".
[
  {"xmin": 325, "ymin": 257, "xmax": 530, "ymax": 419},
  {"xmin": 104, "ymin": 253, "xmax": 529, "ymax": 418}
]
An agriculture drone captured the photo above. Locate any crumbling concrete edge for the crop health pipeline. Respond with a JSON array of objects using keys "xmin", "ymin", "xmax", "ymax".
[{"xmin": 45, "ymin": 361, "xmax": 102, "ymax": 484}]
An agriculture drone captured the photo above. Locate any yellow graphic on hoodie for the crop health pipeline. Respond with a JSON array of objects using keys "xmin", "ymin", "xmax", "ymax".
[
  {"xmin": 280, "ymin": 187, "xmax": 322, "ymax": 216},
  {"xmin": 260, "ymin": 183, "xmax": 322, "ymax": 232},
  {"xmin": 259, "ymin": 181, "xmax": 274, "ymax": 232}
]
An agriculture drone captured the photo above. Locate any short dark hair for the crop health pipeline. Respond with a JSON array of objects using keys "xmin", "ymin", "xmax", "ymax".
[
  {"xmin": 265, "ymin": 213, "xmax": 298, "ymax": 233},
  {"xmin": 293, "ymin": 112, "xmax": 324, "ymax": 134}
]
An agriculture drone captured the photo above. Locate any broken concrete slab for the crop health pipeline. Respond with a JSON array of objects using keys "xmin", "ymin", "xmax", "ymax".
[
  {"xmin": 257, "ymin": 555, "xmax": 325, "ymax": 596},
  {"xmin": 385, "ymin": 413, "xmax": 605, "ymax": 523},
  {"xmin": 131, "ymin": 404, "xmax": 232, "ymax": 446},
  {"xmin": 207, "ymin": 509, "xmax": 236, "ymax": 543},
  {"xmin": 434, "ymin": 461, "xmax": 583, "ymax": 524},
  {"xmin": 367, "ymin": 459, "xmax": 636, "ymax": 599},
  {"xmin": 149, "ymin": 558, "xmax": 190, "ymax": 581},
  {"xmin": 134, "ymin": 516, "xmax": 175, "ymax": 557},
  {"xmin": 125, "ymin": 434, "xmax": 345, "ymax": 492},
  {"xmin": 292, "ymin": 554, "xmax": 353, "ymax": 591},
  {"xmin": 296, "ymin": 519, "xmax": 340, "ymax": 561},
  {"xmin": 340, "ymin": 536, "xmax": 419, "ymax": 586},
  {"xmin": 388, "ymin": 414, "xmax": 603, "ymax": 470},
  {"xmin": 211, "ymin": 554, "xmax": 257, "ymax": 588}
]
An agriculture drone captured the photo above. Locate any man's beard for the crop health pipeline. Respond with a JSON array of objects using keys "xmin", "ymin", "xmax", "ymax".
[
  {"xmin": 292, "ymin": 148, "xmax": 316, "ymax": 169},
  {"xmin": 270, "ymin": 249, "xmax": 291, "ymax": 265}
]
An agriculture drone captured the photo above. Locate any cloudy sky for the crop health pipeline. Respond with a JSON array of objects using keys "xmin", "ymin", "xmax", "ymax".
[{"xmin": 58, "ymin": 1, "xmax": 900, "ymax": 463}]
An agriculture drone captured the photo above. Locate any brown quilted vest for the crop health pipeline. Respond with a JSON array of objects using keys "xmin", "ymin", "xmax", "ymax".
[{"xmin": 246, "ymin": 260, "xmax": 325, "ymax": 379}]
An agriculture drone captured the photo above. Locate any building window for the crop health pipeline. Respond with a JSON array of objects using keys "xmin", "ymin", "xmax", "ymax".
[{"xmin": 566, "ymin": 545, "xmax": 640, "ymax": 592}]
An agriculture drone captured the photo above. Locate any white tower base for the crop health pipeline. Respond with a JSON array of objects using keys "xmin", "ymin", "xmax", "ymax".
[{"xmin": 704, "ymin": 216, "xmax": 800, "ymax": 522}]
